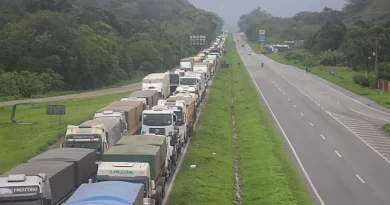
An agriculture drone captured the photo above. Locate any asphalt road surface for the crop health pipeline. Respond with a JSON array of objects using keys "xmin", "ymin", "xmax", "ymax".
[{"xmin": 234, "ymin": 33, "xmax": 390, "ymax": 205}]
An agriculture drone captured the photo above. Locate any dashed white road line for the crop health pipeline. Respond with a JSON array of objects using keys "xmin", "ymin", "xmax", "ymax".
[
  {"xmin": 239, "ymin": 49, "xmax": 326, "ymax": 205},
  {"xmin": 337, "ymin": 102, "xmax": 340, "ymax": 104},
  {"xmin": 293, "ymin": 105, "xmax": 296, "ymax": 108},
  {"xmin": 356, "ymin": 174, "xmax": 366, "ymax": 184},
  {"xmin": 300, "ymin": 112, "xmax": 304, "ymax": 116},
  {"xmin": 320, "ymin": 134, "xmax": 326, "ymax": 139},
  {"xmin": 334, "ymin": 150, "xmax": 342, "ymax": 158},
  {"xmin": 309, "ymin": 122, "xmax": 314, "ymax": 126},
  {"xmin": 288, "ymin": 98, "xmax": 290, "ymax": 101}
]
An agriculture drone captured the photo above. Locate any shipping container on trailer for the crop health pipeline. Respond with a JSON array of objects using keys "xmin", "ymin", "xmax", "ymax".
[
  {"xmin": 1, "ymin": 161, "xmax": 76, "ymax": 205},
  {"xmin": 28, "ymin": 148, "xmax": 96, "ymax": 186},
  {"xmin": 79, "ymin": 118, "xmax": 123, "ymax": 148},
  {"xmin": 129, "ymin": 90, "xmax": 159, "ymax": 109}
]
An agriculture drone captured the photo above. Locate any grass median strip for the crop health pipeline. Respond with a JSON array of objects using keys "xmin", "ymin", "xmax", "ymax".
[
  {"xmin": 168, "ymin": 54, "xmax": 234, "ymax": 204},
  {"xmin": 236, "ymin": 40, "xmax": 312, "ymax": 204},
  {"xmin": 0, "ymin": 92, "xmax": 132, "ymax": 174}
]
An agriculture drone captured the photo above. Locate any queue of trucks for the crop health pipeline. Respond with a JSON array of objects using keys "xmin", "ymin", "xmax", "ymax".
[{"xmin": 0, "ymin": 33, "xmax": 227, "ymax": 205}]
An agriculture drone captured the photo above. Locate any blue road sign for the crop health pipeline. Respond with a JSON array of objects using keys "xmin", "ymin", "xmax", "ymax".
[{"xmin": 259, "ymin": 34, "xmax": 265, "ymax": 42}]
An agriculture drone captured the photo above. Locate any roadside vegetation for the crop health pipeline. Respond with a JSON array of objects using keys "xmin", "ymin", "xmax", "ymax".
[
  {"xmin": 0, "ymin": 91, "xmax": 131, "ymax": 174},
  {"xmin": 382, "ymin": 124, "xmax": 390, "ymax": 135},
  {"xmin": 0, "ymin": 0, "xmax": 223, "ymax": 101},
  {"xmin": 238, "ymin": 1, "xmax": 390, "ymax": 108},
  {"xmin": 169, "ymin": 36, "xmax": 311, "ymax": 205}
]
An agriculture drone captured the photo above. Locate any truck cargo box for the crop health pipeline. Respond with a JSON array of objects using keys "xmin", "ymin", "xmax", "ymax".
[
  {"xmin": 97, "ymin": 101, "xmax": 143, "ymax": 135},
  {"xmin": 2, "ymin": 161, "xmax": 76, "ymax": 205},
  {"xmin": 116, "ymin": 135, "xmax": 167, "ymax": 167},
  {"xmin": 102, "ymin": 144, "xmax": 161, "ymax": 180},
  {"xmin": 129, "ymin": 90, "xmax": 159, "ymax": 108},
  {"xmin": 64, "ymin": 181, "xmax": 143, "ymax": 205},
  {"xmin": 28, "ymin": 148, "xmax": 96, "ymax": 187},
  {"xmin": 79, "ymin": 118, "xmax": 123, "ymax": 149}
]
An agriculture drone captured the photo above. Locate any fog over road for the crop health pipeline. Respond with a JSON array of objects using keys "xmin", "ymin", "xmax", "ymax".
[{"xmin": 235, "ymin": 33, "xmax": 390, "ymax": 205}]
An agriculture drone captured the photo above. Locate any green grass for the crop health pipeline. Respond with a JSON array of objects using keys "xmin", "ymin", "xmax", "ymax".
[
  {"xmin": 169, "ymin": 36, "xmax": 311, "ymax": 205},
  {"xmin": 0, "ymin": 91, "xmax": 133, "ymax": 174},
  {"xmin": 264, "ymin": 52, "xmax": 390, "ymax": 109},
  {"xmin": 168, "ymin": 49, "xmax": 234, "ymax": 204},
  {"xmin": 382, "ymin": 123, "xmax": 390, "ymax": 134},
  {"xmin": 0, "ymin": 73, "xmax": 145, "ymax": 102}
]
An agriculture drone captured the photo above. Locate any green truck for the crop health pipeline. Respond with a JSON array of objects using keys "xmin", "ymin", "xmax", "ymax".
[{"xmin": 97, "ymin": 135, "xmax": 170, "ymax": 205}]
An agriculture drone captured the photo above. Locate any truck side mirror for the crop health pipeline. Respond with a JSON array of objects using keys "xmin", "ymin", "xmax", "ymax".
[{"xmin": 173, "ymin": 115, "xmax": 177, "ymax": 122}]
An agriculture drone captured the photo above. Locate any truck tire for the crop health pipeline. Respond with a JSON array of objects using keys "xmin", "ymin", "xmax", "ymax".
[
  {"xmin": 156, "ymin": 178, "xmax": 166, "ymax": 198},
  {"xmin": 155, "ymin": 186, "xmax": 163, "ymax": 205}
]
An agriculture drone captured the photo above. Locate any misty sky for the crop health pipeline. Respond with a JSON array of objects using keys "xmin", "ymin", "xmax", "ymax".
[{"xmin": 188, "ymin": 0, "xmax": 345, "ymax": 30}]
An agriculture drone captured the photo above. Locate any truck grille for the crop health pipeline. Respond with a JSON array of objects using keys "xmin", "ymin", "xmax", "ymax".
[{"xmin": 149, "ymin": 128, "xmax": 166, "ymax": 135}]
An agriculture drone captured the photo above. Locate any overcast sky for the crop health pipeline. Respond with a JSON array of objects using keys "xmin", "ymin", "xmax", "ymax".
[{"xmin": 188, "ymin": 0, "xmax": 345, "ymax": 30}]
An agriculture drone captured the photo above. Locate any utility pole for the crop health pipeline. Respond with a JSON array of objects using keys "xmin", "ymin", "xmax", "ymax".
[{"xmin": 374, "ymin": 38, "xmax": 379, "ymax": 89}]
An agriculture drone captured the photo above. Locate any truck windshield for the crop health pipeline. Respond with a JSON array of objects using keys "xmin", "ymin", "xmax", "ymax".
[
  {"xmin": 174, "ymin": 111, "xmax": 184, "ymax": 126},
  {"xmin": 143, "ymin": 114, "xmax": 172, "ymax": 126},
  {"xmin": 180, "ymin": 78, "xmax": 196, "ymax": 85},
  {"xmin": 65, "ymin": 141, "xmax": 101, "ymax": 152}
]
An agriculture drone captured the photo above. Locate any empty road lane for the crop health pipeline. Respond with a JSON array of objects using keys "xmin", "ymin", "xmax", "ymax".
[{"xmin": 234, "ymin": 33, "xmax": 390, "ymax": 205}]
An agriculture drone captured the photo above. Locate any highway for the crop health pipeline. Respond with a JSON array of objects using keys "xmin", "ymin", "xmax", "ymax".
[{"xmin": 234, "ymin": 33, "xmax": 390, "ymax": 205}]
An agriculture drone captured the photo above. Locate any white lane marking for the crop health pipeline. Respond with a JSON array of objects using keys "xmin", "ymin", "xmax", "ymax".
[
  {"xmin": 300, "ymin": 112, "xmax": 304, "ymax": 116},
  {"xmin": 283, "ymin": 93, "xmax": 286, "ymax": 96},
  {"xmin": 321, "ymin": 107, "xmax": 325, "ymax": 110},
  {"xmin": 288, "ymin": 98, "xmax": 290, "ymax": 101},
  {"xmin": 337, "ymin": 102, "xmax": 340, "ymax": 104},
  {"xmin": 240, "ymin": 53, "xmax": 326, "ymax": 205},
  {"xmin": 315, "ymin": 77, "xmax": 390, "ymax": 117},
  {"xmin": 334, "ymin": 150, "xmax": 342, "ymax": 158},
  {"xmin": 320, "ymin": 134, "xmax": 326, "ymax": 139},
  {"xmin": 293, "ymin": 105, "xmax": 296, "ymax": 108},
  {"xmin": 349, "ymin": 109, "xmax": 390, "ymax": 122},
  {"xmin": 309, "ymin": 122, "xmax": 314, "ymax": 126},
  {"xmin": 326, "ymin": 111, "xmax": 390, "ymax": 164},
  {"xmin": 356, "ymin": 174, "xmax": 366, "ymax": 184}
]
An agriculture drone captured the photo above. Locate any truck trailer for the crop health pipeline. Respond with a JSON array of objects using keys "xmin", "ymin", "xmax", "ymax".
[
  {"xmin": 0, "ymin": 148, "xmax": 96, "ymax": 205},
  {"xmin": 128, "ymin": 90, "xmax": 159, "ymax": 110},
  {"xmin": 142, "ymin": 73, "xmax": 170, "ymax": 99},
  {"xmin": 96, "ymin": 100, "xmax": 143, "ymax": 135},
  {"xmin": 63, "ymin": 118, "xmax": 122, "ymax": 160},
  {"xmin": 166, "ymin": 96, "xmax": 196, "ymax": 140},
  {"xmin": 64, "ymin": 181, "xmax": 143, "ymax": 205}
]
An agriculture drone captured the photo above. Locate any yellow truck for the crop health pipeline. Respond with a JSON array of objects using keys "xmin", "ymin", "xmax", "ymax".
[{"xmin": 166, "ymin": 95, "xmax": 197, "ymax": 139}]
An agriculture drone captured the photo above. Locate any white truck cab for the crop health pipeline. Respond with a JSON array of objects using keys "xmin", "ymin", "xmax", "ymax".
[
  {"xmin": 183, "ymin": 72, "xmax": 206, "ymax": 101},
  {"xmin": 157, "ymin": 100, "xmax": 187, "ymax": 144},
  {"xmin": 96, "ymin": 162, "xmax": 156, "ymax": 205}
]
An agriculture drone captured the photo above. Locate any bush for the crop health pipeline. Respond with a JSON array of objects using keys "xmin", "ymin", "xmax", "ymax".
[{"xmin": 352, "ymin": 73, "xmax": 372, "ymax": 87}]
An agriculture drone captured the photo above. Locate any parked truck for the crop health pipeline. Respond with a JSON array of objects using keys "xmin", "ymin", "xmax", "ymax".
[
  {"xmin": 64, "ymin": 181, "xmax": 143, "ymax": 205},
  {"xmin": 179, "ymin": 57, "xmax": 194, "ymax": 71},
  {"xmin": 182, "ymin": 72, "xmax": 206, "ymax": 101},
  {"xmin": 0, "ymin": 148, "xmax": 96, "ymax": 205},
  {"xmin": 128, "ymin": 90, "xmax": 159, "ymax": 110},
  {"xmin": 99, "ymin": 144, "xmax": 168, "ymax": 204},
  {"xmin": 169, "ymin": 71, "xmax": 180, "ymax": 96},
  {"xmin": 193, "ymin": 62, "xmax": 211, "ymax": 81},
  {"xmin": 62, "ymin": 118, "xmax": 122, "ymax": 160},
  {"xmin": 173, "ymin": 90, "xmax": 199, "ymax": 107},
  {"xmin": 96, "ymin": 101, "xmax": 143, "ymax": 135},
  {"xmin": 166, "ymin": 96, "xmax": 196, "ymax": 140},
  {"xmin": 142, "ymin": 73, "xmax": 170, "ymax": 99},
  {"xmin": 157, "ymin": 99, "xmax": 188, "ymax": 144}
]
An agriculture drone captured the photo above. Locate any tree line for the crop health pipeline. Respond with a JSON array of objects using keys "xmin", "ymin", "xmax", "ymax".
[
  {"xmin": 238, "ymin": 0, "xmax": 390, "ymax": 88},
  {"xmin": 0, "ymin": 0, "xmax": 223, "ymax": 98}
]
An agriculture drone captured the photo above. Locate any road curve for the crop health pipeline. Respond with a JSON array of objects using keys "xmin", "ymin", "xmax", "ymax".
[
  {"xmin": 235, "ymin": 33, "xmax": 390, "ymax": 205},
  {"xmin": 0, "ymin": 82, "xmax": 141, "ymax": 107}
]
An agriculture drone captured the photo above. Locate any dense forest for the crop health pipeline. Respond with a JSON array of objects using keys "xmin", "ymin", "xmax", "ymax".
[
  {"xmin": 238, "ymin": 0, "xmax": 390, "ymax": 87},
  {"xmin": 0, "ymin": 0, "xmax": 223, "ymax": 98}
]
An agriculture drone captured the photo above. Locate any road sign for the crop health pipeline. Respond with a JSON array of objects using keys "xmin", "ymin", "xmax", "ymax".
[
  {"xmin": 190, "ymin": 35, "xmax": 206, "ymax": 46},
  {"xmin": 259, "ymin": 30, "xmax": 265, "ymax": 35},
  {"xmin": 46, "ymin": 105, "xmax": 65, "ymax": 115},
  {"xmin": 259, "ymin": 34, "xmax": 265, "ymax": 42}
]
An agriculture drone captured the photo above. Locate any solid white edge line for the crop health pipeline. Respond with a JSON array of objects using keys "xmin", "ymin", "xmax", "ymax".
[
  {"xmin": 325, "ymin": 110, "xmax": 390, "ymax": 164},
  {"xmin": 237, "ymin": 39, "xmax": 326, "ymax": 205},
  {"xmin": 356, "ymin": 174, "xmax": 366, "ymax": 184},
  {"xmin": 349, "ymin": 108, "xmax": 390, "ymax": 122},
  {"xmin": 334, "ymin": 150, "xmax": 342, "ymax": 158}
]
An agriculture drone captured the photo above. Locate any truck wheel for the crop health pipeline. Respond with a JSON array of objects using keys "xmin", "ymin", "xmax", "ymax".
[{"xmin": 155, "ymin": 186, "xmax": 163, "ymax": 205}]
